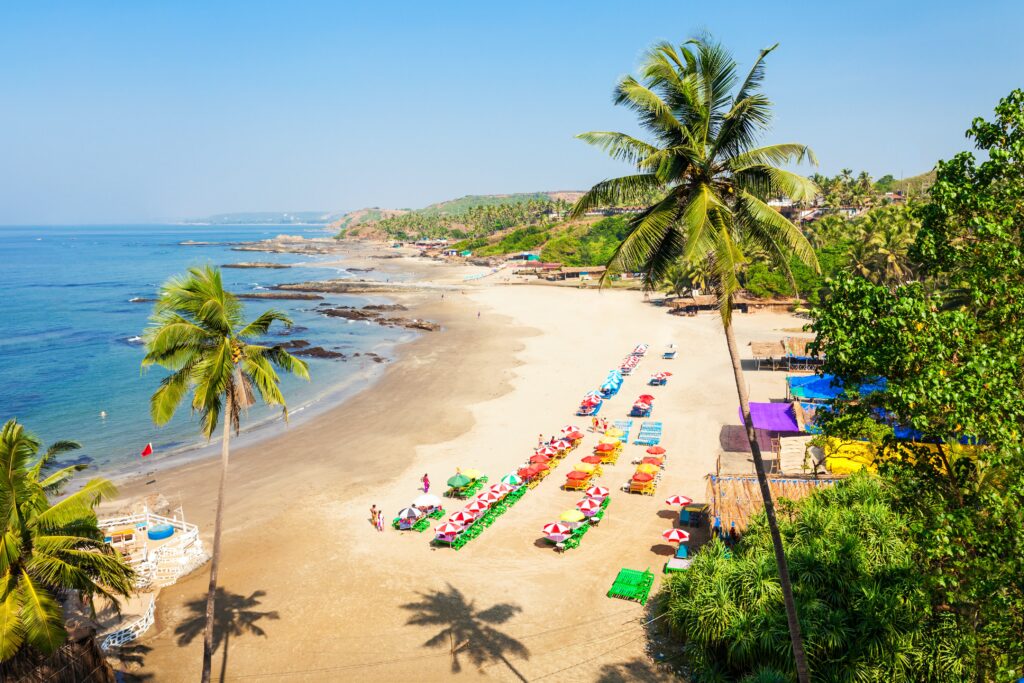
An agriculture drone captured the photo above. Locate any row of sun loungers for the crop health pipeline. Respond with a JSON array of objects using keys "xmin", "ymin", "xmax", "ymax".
[
  {"xmin": 607, "ymin": 567, "xmax": 655, "ymax": 605},
  {"xmin": 392, "ymin": 503, "xmax": 446, "ymax": 532},
  {"xmin": 434, "ymin": 481, "xmax": 528, "ymax": 550},
  {"xmin": 542, "ymin": 486, "xmax": 612, "ymax": 552},
  {"xmin": 629, "ymin": 394, "xmax": 655, "ymax": 418},
  {"xmin": 634, "ymin": 421, "xmax": 663, "ymax": 445}
]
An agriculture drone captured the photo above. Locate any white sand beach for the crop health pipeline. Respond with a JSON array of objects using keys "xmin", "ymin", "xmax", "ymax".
[{"xmin": 109, "ymin": 268, "xmax": 802, "ymax": 682}]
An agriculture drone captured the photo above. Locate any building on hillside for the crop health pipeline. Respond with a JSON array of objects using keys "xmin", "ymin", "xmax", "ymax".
[{"xmin": 545, "ymin": 265, "xmax": 608, "ymax": 280}]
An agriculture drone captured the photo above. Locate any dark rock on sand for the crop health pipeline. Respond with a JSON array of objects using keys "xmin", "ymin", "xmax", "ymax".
[
  {"xmin": 291, "ymin": 345, "xmax": 346, "ymax": 359},
  {"xmin": 236, "ymin": 292, "xmax": 323, "ymax": 301},
  {"xmin": 363, "ymin": 303, "xmax": 407, "ymax": 311},
  {"xmin": 222, "ymin": 262, "xmax": 291, "ymax": 269},
  {"xmin": 319, "ymin": 306, "xmax": 380, "ymax": 321}
]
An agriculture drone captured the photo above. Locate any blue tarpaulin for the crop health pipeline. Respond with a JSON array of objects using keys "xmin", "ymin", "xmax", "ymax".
[{"xmin": 787, "ymin": 374, "xmax": 887, "ymax": 401}]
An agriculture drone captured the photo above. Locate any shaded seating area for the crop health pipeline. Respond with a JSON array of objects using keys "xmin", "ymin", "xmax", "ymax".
[
  {"xmin": 648, "ymin": 371, "xmax": 671, "ymax": 386},
  {"xmin": 445, "ymin": 469, "xmax": 489, "ymax": 498},
  {"xmin": 629, "ymin": 394, "xmax": 655, "ymax": 418},
  {"xmin": 434, "ymin": 479, "xmax": 528, "ymax": 550},
  {"xmin": 392, "ymin": 493, "xmax": 446, "ymax": 532},
  {"xmin": 576, "ymin": 392, "xmax": 603, "ymax": 416},
  {"xmin": 542, "ymin": 486, "xmax": 611, "ymax": 552}
]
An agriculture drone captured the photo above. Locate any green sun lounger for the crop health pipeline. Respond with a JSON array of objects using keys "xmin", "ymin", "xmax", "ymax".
[{"xmin": 607, "ymin": 568, "xmax": 655, "ymax": 605}]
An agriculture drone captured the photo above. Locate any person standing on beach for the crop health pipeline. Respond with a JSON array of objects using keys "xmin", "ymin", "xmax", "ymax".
[
  {"xmin": 537, "ymin": 434, "xmax": 544, "ymax": 447},
  {"xmin": 370, "ymin": 504, "xmax": 378, "ymax": 527},
  {"xmin": 422, "ymin": 473, "xmax": 430, "ymax": 493},
  {"xmin": 375, "ymin": 506, "xmax": 384, "ymax": 532}
]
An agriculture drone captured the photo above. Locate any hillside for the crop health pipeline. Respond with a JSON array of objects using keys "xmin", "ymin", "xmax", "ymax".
[{"xmin": 891, "ymin": 170, "xmax": 936, "ymax": 197}]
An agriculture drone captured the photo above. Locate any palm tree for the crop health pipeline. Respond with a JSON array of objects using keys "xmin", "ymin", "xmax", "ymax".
[
  {"xmin": 141, "ymin": 265, "xmax": 309, "ymax": 683},
  {"xmin": 0, "ymin": 418, "xmax": 135, "ymax": 662},
  {"xmin": 572, "ymin": 37, "xmax": 816, "ymax": 681}
]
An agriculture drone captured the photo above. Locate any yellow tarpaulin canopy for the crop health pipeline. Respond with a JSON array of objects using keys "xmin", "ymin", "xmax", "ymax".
[
  {"xmin": 574, "ymin": 463, "xmax": 596, "ymax": 473},
  {"xmin": 560, "ymin": 509, "xmax": 585, "ymax": 522},
  {"xmin": 461, "ymin": 468, "xmax": 482, "ymax": 480}
]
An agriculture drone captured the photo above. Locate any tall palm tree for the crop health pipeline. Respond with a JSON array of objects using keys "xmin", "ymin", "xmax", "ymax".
[
  {"xmin": 0, "ymin": 418, "xmax": 135, "ymax": 662},
  {"xmin": 141, "ymin": 265, "xmax": 309, "ymax": 683},
  {"xmin": 572, "ymin": 37, "xmax": 817, "ymax": 681}
]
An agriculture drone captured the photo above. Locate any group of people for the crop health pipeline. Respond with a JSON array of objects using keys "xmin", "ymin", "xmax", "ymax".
[
  {"xmin": 368, "ymin": 504, "xmax": 385, "ymax": 532},
  {"xmin": 590, "ymin": 417, "xmax": 609, "ymax": 432}
]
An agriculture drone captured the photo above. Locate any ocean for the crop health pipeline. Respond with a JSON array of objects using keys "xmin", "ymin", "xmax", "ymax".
[{"xmin": 0, "ymin": 224, "xmax": 416, "ymax": 478}]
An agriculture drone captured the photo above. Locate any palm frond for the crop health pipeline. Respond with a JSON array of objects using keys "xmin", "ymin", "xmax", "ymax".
[
  {"xmin": 237, "ymin": 309, "xmax": 293, "ymax": 340},
  {"xmin": 735, "ymin": 165, "xmax": 820, "ymax": 203},
  {"xmin": 603, "ymin": 191, "xmax": 683, "ymax": 286},
  {"xmin": 569, "ymin": 174, "xmax": 663, "ymax": 218},
  {"xmin": 32, "ymin": 478, "xmax": 117, "ymax": 531},
  {"xmin": 575, "ymin": 131, "xmax": 658, "ymax": 166},
  {"xmin": 736, "ymin": 191, "xmax": 819, "ymax": 270},
  {"xmin": 730, "ymin": 144, "xmax": 817, "ymax": 169},
  {"xmin": 15, "ymin": 573, "xmax": 66, "ymax": 655},
  {"xmin": 0, "ymin": 581, "xmax": 24, "ymax": 661}
]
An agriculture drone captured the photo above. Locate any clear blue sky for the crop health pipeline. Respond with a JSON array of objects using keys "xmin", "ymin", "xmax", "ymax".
[{"xmin": 2, "ymin": 1, "xmax": 1022, "ymax": 224}]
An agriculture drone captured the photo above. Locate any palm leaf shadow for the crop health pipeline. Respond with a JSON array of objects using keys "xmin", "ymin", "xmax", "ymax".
[{"xmin": 401, "ymin": 583, "xmax": 530, "ymax": 681}]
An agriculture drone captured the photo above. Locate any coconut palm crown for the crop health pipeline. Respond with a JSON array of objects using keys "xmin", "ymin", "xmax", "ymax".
[
  {"xmin": 572, "ymin": 37, "xmax": 820, "ymax": 316},
  {"xmin": 142, "ymin": 264, "xmax": 309, "ymax": 437},
  {"xmin": 0, "ymin": 419, "xmax": 135, "ymax": 661}
]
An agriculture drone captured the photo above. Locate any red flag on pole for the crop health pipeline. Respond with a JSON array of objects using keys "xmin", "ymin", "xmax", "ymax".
[{"xmin": 141, "ymin": 443, "xmax": 153, "ymax": 457}]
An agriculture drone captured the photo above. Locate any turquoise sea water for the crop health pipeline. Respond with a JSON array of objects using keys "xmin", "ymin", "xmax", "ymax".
[{"xmin": 0, "ymin": 225, "xmax": 414, "ymax": 477}]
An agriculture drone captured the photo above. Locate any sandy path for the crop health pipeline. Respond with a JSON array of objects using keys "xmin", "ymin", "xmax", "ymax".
[{"xmin": 114, "ymin": 283, "xmax": 798, "ymax": 682}]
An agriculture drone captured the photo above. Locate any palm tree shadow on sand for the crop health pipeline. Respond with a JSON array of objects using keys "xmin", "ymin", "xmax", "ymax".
[
  {"xmin": 175, "ymin": 588, "xmax": 280, "ymax": 683},
  {"xmin": 401, "ymin": 583, "xmax": 530, "ymax": 682}
]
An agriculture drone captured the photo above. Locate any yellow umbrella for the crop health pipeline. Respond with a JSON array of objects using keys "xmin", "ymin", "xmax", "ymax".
[
  {"xmin": 636, "ymin": 463, "xmax": 660, "ymax": 475},
  {"xmin": 560, "ymin": 509, "xmax": 585, "ymax": 523},
  {"xmin": 461, "ymin": 468, "xmax": 482, "ymax": 480},
  {"xmin": 574, "ymin": 462, "xmax": 596, "ymax": 473},
  {"xmin": 599, "ymin": 437, "xmax": 620, "ymax": 446},
  {"xmin": 604, "ymin": 428, "xmax": 624, "ymax": 437}
]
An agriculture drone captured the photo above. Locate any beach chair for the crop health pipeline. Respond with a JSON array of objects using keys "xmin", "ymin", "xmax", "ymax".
[
  {"xmin": 662, "ymin": 350, "xmax": 677, "ymax": 360},
  {"xmin": 607, "ymin": 568, "xmax": 655, "ymax": 605},
  {"xmin": 563, "ymin": 477, "xmax": 592, "ymax": 491}
]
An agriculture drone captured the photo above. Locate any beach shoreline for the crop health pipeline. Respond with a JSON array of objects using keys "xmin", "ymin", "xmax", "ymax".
[{"xmin": 108, "ymin": 276, "xmax": 802, "ymax": 682}]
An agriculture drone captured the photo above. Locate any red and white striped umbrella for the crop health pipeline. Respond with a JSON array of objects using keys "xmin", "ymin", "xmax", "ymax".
[
  {"xmin": 449, "ymin": 510, "xmax": 476, "ymax": 525},
  {"xmin": 551, "ymin": 439, "xmax": 572, "ymax": 450},
  {"xmin": 465, "ymin": 500, "xmax": 489, "ymax": 514},
  {"xmin": 663, "ymin": 528, "xmax": 691, "ymax": 543},
  {"xmin": 585, "ymin": 485, "xmax": 610, "ymax": 499},
  {"xmin": 435, "ymin": 521, "xmax": 464, "ymax": 535},
  {"xmin": 665, "ymin": 495, "xmax": 693, "ymax": 507},
  {"xmin": 566, "ymin": 431, "xmax": 585, "ymax": 440},
  {"xmin": 478, "ymin": 491, "xmax": 501, "ymax": 505},
  {"xmin": 561, "ymin": 425, "xmax": 582, "ymax": 435},
  {"xmin": 535, "ymin": 446, "xmax": 558, "ymax": 457},
  {"xmin": 491, "ymin": 483, "xmax": 513, "ymax": 495},
  {"xmin": 577, "ymin": 497, "xmax": 602, "ymax": 514},
  {"xmin": 542, "ymin": 522, "xmax": 572, "ymax": 539}
]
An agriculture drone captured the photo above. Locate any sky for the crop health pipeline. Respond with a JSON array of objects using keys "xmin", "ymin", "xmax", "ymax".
[{"xmin": 2, "ymin": 1, "xmax": 1022, "ymax": 224}]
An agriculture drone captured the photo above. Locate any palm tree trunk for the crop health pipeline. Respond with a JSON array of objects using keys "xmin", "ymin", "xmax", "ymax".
[
  {"xmin": 201, "ymin": 392, "xmax": 232, "ymax": 683},
  {"xmin": 723, "ymin": 318, "xmax": 811, "ymax": 683}
]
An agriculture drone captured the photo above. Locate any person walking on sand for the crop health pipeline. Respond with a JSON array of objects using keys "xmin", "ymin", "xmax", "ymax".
[
  {"xmin": 422, "ymin": 473, "xmax": 430, "ymax": 493},
  {"xmin": 370, "ymin": 505, "xmax": 378, "ymax": 528},
  {"xmin": 537, "ymin": 433, "xmax": 544, "ymax": 447},
  {"xmin": 375, "ymin": 506, "xmax": 384, "ymax": 532}
]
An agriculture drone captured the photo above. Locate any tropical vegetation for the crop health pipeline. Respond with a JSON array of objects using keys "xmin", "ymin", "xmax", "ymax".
[
  {"xmin": 0, "ymin": 419, "xmax": 135, "ymax": 663},
  {"xmin": 667, "ymin": 90, "xmax": 1024, "ymax": 681},
  {"xmin": 572, "ymin": 36, "xmax": 819, "ymax": 680},
  {"xmin": 141, "ymin": 265, "xmax": 309, "ymax": 683}
]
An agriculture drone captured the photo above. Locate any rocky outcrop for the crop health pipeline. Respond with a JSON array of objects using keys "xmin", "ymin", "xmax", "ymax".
[{"xmin": 222, "ymin": 262, "xmax": 291, "ymax": 269}]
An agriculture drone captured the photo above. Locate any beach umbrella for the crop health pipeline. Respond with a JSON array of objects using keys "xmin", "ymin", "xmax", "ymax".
[
  {"xmin": 543, "ymin": 522, "xmax": 571, "ymax": 536},
  {"xmin": 586, "ymin": 485, "xmax": 610, "ymax": 498},
  {"xmin": 461, "ymin": 468, "xmax": 482, "ymax": 480},
  {"xmin": 663, "ymin": 528, "xmax": 691, "ymax": 543},
  {"xmin": 517, "ymin": 466, "xmax": 536, "ymax": 480},
  {"xmin": 595, "ymin": 443, "xmax": 617, "ymax": 453},
  {"xmin": 641, "ymin": 457, "xmax": 664, "ymax": 466},
  {"xmin": 561, "ymin": 425, "xmax": 582, "ymax": 434},
  {"xmin": 581, "ymin": 455, "xmax": 604, "ymax": 465},
  {"xmin": 552, "ymin": 439, "xmax": 571, "ymax": 450},
  {"xmin": 646, "ymin": 446, "xmax": 667, "ymax": 455},
  {"xmin": 413, "ymin": 493, "xmax": 441, "ymax": 508},
  {"xmin": 560, "ymin": 509, "xmax": 585, "ymax": 523},
  {"xmin": 604, "ymin": 427, "xmax": 624, "ymax": 437},
  {"xmin": 577, "ymin": 498, "xmax": 602, "ymax": 515},
  {"xmin": 465, "ymin": 499, "xmax": 489, "ymax": 514},
  {"xmin": 450, "ymin": 510, "xmax": 476, "ymax": 525},
  {"xmin": 638, "ymin": 394, "xmax": 655, "ymax": 402},
  {"xmin": 535, "ymin": 446, "xmax": 558, "ymax": 457},
  {"xmin": 435, "ymin": 521, "xmax": 464, "ymax": 535},
  {"xmin": 500, "ymin": 473, "xmax": 522, "ymax": 486},
  {"xmin": 574, "ymin": 463, "xmax": 596, "ymax": 474},
  {"xmin": 632, "ymin": 472, "xmax": 655, "ymax": 483},
  {"xmin": 665, "ymin": 495, "xmax": 693, "ymax": 507},
  {"xmin": 478, "ymin": 491, "xmax": 501, "ymax": 505},
  {"xmin": 566, "ymin": 431, "xmax": 584, "ymax": 440},
  {"xmin": 529, "ymin": 453, "xmax": 551, "ymax": 464},
  {"xmin": 397, "ymin": 507, "xmax": 420, "ymax": 520},
  {"xmin": 565, "ymin": 470, "xmax": 590, "ymax": 481},
  {"xmin": 599, "ymin": 437, "xmax": 620, "ymax": 445},
  {"xmin": 581, "ymin": 396, "xmax": 601, "ymax": 406},
  {"xmin": 532, "ymin": 462, "xmax": 549, "ymax": 472},
  {"xmin": 447, "ymin": 473, "xmax": 471, "ymax": 488},
  {"xmin": 636, "ymin": 463, "xmax": 660, "ymax": 475},
  {"xmin": 543, "ymin": 522, "xmax": 572, "ymax": 542},
  {"xmin": 660, "ymin": 371, "xmax": 673, "ymax": 377},
  {"xmin": 491, "ymin": 483, "xmax": 514, "ymax": 495}
]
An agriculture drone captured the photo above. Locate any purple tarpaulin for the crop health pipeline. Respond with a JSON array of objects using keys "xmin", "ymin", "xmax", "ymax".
[{"xmin": 740, "ymin": 402, "xmax": 801, "ymax": 432}]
